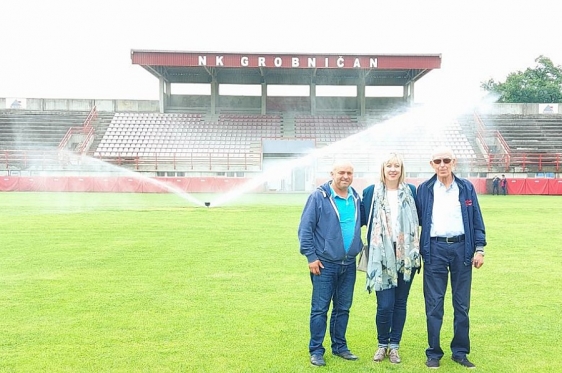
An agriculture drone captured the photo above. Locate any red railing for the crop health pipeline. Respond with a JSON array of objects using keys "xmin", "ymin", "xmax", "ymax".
[
  {"xmin": 75, "ymin": 125, "xmax": 95, "ymax": 154},
  {"xmin": 75, "ymin": 106, "xmax": 98, "ymax": 154},
  {"xmin": 58, "ymin": 128, "xmax": 74, "ymax": 151},
  {"xmin": 473, "ymin": 111, "xmax": 489, "ymax": 152},
  {"xmin": 0, "ymin": 149, "xmax": 262, "ymax": 172},
  {"xmin": 2, "ymin": 149, "xmax": 559, "ymax": 173},
  {"xmin": 57, "ymin": 106, "xmax": 98, "ymax": 153},
  {"xmin": 493, "ymin": 130, "xmax": 512, "ymax": 171},
  {"xmin": 474, "ymin": 111, "xmax": 513, "ymax": 171}
]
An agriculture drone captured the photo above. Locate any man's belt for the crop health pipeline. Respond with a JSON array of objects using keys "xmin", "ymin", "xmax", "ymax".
[{"xmin": 432, "ymin": 234, "xmax": 465, "ymax": 243}]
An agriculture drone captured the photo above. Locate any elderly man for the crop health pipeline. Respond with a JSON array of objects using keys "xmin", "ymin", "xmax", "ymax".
[
  {"xmin": 298, "ymin": 161, "xmax": 364, "ymax": 367},
  {"xmin": 415, "ymin": 147, "xmax": 486, "ymax": 369}
]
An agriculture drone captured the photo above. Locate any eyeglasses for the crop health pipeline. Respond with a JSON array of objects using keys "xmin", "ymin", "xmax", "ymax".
[{"xmin": 432, "ymin": 158, "xmax": 453, "ymax": 165}]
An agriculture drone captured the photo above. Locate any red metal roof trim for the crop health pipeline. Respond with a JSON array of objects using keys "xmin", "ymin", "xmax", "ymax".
[{"xmin": 131, "ymin": 50, "xmax": 441, "ymax": 70}]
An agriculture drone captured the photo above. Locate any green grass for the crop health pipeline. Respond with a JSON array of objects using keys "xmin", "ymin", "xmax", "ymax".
[{"xmin": 0, "ymin": 192, "xmax": 561, "ymax": 372}]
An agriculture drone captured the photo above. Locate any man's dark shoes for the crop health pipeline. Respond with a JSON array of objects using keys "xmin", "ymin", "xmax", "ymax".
[
  {"xmin": 334, "ymin": 351, "xmax": 359, "ymax": 360},
  {"xmin": 452, "ymin": 357, "xmax": 476, "ymax": 368},
  {"xmin": 310, "ymin": 354, "xmax": 326, "ymax": 366},
  {"xmin": 425, "ymin": 358, "xmax": 440, "ymax": 369}
]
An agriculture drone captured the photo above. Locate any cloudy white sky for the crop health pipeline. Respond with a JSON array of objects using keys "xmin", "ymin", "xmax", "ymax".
[{"xmin": 1, "ymin": 0, "xmax": 561, "ymax": 103}]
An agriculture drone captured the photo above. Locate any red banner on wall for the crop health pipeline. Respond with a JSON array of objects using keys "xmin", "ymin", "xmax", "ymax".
[
  {"xmin": 117, "ymin": 177, "xmax": 144, "ymax": 193},
  {"xmin": 93, "ymin": 177, "xmax": 118, "ymax": 192},
  {"xmin": 43, "ymin": 177, "xmax": 68, "ymax": 192},
  {"xmin": 506, "ymin": 179, "xmax": 525, "ymax": 195},
  {"xmin": 0, "ymin": 177, "xmax": 18, "ymax": 191},
  {"xmin": 0, "ymin": 176, "xmax": 560, "ymax": 195},
  {"xmin": 141, "ymin": 178, "xmax": 174, "ymax": 193},
  {"xmin": 67, "ymin": 177, "xmax": 93, "ymax": 192},
  {"xmin": 548, "ymin": 179, "xmax": 562, "ymax": 195},
  {"xmin": 154, "ymin": 178, "xmax": 191, "ymax": 193},
  {"xmin": 524, "ymin": 178, "xmax": 549, "ymax": 194},
  {"xmin": 468, "ymin": 178, "xmax": 487, "ymax": 194},
  {"xmin": 17, "ymin": 177, "xmax": 45, "ymax": 191}
]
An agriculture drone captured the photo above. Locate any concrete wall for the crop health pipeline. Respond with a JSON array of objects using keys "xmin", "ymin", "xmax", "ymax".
[
  {"xmin": 1, "ymin": 97, "xmax": 558, "ymax": 116},
  {"xmin": 1, "ymin": 97, "xmax": 159, "ymax": 112},
  {"xmin": 169, "ymin": 95, "xmax": 210, "ymax": 109},
  {"xmin": 478, "ymin": 103, "xmax": 542, "ymax": 115}
]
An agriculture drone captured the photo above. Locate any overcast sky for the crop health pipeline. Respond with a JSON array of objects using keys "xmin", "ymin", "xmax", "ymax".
[{"xmin": 2, "ymin": 0, "xmax": 561, "ymax": 103}]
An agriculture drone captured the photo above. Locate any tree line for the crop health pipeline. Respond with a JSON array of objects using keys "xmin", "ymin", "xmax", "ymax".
[{"xmin": 480, "ymin": 56, "xmax": 562, "ymax": 103}]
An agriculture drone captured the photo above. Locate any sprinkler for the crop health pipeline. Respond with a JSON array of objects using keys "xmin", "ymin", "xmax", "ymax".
[{"xmin": 204, "ymin": 202, "xmax": 211, "ymax": 207}]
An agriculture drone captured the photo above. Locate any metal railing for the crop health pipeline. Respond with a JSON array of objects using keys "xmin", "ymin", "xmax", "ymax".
[
  {"xmin": 1, "ymin": 149, "xmax": 263, "ymax": 173},
  {"xmin": 57, "ymin": 106, "xmax": 98, "ymax": 153},
  {"xmin": 1, "ymin": 148, "xmax": 559, "ymax": 173}
]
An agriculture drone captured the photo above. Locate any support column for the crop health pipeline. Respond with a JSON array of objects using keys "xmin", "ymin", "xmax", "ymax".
[
  {"xmin": 165, "ymin": 80, "xmax": 171, "ymax": 109},
  {"xmin": 409, "ymin": 82, "xmax": 415, "ymax": 105},
  {"xmin": 261, "ymin": 82, "xmax": 267, "ymax": 115},
  {"xmin": 310, "ymin": 82, "xmax": 316, "ymax": 115},
  {"xmin": 210, "ymin": 77, "xmax": 218, "ymax": 115},
  {"xmin": 404, "ymin": 83, "xmax": 415, "ymax": 105},
  {"xmin": 357, "ymin": 83, "xmax": 366, "ymax": 117},
  {"xmin": 159, "ymin": 77, "xmax": 166, "ymax": 113}
]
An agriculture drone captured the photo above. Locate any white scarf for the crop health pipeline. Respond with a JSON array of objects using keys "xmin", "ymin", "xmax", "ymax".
[{"xmin": 366, "ymin": 183, "xmax": 420, "ymax": 292}]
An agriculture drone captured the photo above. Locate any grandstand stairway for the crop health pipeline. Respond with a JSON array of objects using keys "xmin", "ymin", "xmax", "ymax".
[{"xmin": 0, "ymin": 111, "xmax": 90, "ymax": 151}]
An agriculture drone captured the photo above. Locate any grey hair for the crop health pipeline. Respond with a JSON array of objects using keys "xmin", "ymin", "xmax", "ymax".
[{"xmin": 431, "ymin": 146, "xmax": 455, "ymax": 160}]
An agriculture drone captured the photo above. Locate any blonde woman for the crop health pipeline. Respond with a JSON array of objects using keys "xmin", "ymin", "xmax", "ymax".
[{"xmin": 362, "ymin": 153, "xmax": 420, "ymax": 364}]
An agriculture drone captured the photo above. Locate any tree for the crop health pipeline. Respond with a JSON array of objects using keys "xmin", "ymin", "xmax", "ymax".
[{"xmin": 480, "ymin": 56, "xmax": 562, "ymax": 103}]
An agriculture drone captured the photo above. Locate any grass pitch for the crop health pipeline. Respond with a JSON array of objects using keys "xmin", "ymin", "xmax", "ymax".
[{"xmin": 0, "ymin": 192, "xmax": 561, "ymax": 372}]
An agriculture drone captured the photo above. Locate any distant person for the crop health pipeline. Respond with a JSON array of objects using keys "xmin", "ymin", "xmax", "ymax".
[
  {"xmin": 492, "ymin": 175, "xmax": 500, "ymax": 195},
  {"xmin": 500, "ymin": 174, "xmax": 507, "ymax": 195},
  {"xmin": 362, "ymin": 153, "xmax": 420, "ymax": 364},
  {"xmin": 416, "ymin": 147, "xmax": 487, "ymax": 369},
  {"xmin": 298, "ymin": 160, "xmax": 364, "ymax": 367}
]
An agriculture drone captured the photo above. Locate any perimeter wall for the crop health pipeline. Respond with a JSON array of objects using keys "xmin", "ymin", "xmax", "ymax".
[
  {"xmin": 2, "ymin": 97, "xmax": 552, "ymax": 114},
  {"xmin": 1, "ymin": 98, "xmax": 561, "ymax": 195},
  {"xmin": 1, "ymin": 176, "xmax": 561, "ymax": 195}
]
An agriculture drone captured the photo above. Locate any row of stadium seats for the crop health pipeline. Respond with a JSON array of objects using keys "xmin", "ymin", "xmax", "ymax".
[
  {"xmin": 114, "ymin": 112, "xmax": 203, "ymax": 118},
  {"xmin": 94, "ymin": 113, "xmax": 478, "ymax": 161},
  {"xmin": 480, "ymin": 114, "xmax": 562, "ymax": 153}
]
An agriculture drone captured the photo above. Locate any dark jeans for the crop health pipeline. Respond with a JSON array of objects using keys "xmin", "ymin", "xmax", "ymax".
[
  {"xmin": 423, "ymin": 240, "xmax": 472, "ymax": 360},
  {"xmin": 375, "ymin": 270, "xmax": 416, "ymax": 349},
  {"xmin": 492, "ymin": 185, "xmax": 499, "ymax": 195},
  {"xmin": 309, "ymin": 261, "xmax": 356, "ymax": 356}
]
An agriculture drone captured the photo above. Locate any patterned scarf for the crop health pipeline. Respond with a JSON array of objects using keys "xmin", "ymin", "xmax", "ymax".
[{"xmin": 366, "ymin": 182, "xmax": 420, "ymax": 293}]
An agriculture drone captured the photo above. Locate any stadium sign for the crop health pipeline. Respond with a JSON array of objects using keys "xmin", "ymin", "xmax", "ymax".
[
  {"xmin": 197, "ymin": 55, "xmax": 378, "ymax": 69},
  {"xmin": 131, "ymin": 51, "xmax": 442, "ymax": 71}
]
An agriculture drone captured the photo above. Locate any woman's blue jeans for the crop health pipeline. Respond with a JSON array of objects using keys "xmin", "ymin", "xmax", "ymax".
[
  {"xmin": 309, "ymin": 261, "xmax": 356, "ymax": 356},
  {"xmin": 375, "ymin": 271, "xmax": 416, "ymax": 349}
]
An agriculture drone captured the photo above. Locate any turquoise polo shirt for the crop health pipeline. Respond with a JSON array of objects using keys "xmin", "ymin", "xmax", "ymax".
[{"xmin": 331, "ymin": 187, "xmax": 356, "ymax": 253}]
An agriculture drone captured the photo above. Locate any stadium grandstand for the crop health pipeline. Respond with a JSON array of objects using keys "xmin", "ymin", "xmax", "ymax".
[{"xmin": 1, "ymin": 51, "xmax": 561, "ymax": 195}]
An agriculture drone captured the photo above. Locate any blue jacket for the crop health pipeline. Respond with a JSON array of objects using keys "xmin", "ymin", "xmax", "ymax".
[
  {"xmin": 298, "ymin": 181, "xmax": 363, "ymax": 265},
  {"xmin": 415, "ymin": 174, "xmax": 487, "ymax": 265},
  {"xmin": 362, "ymin": 183, "xmax": 417, "ymax": 245}
]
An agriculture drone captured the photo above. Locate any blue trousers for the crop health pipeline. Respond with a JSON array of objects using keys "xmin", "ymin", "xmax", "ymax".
[
  {"xmin": 309, "ymin": 261, "xmax": 356, "ymax": 356},
  {"xmin": 423, "ymin": 240, "xmax": 472, "ymax": 360},
  {"xmin": 375, "ymin": 271, "xmax": 416, "ymax": 349}
]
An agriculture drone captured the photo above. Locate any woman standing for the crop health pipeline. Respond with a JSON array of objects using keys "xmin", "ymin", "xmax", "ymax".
[{"xmin": 362, "ymin": 153, "xmax": 420, "ymax": 364}]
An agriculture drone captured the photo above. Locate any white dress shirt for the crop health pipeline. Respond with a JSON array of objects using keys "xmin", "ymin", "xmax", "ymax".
[{"xmin": 430, "ymin": 179, "xmax": 465, "ymax": 237}]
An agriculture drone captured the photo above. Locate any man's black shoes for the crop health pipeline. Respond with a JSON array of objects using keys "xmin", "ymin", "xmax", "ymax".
[
  {"xmin": 452, "ymin": 357, "xmax": 476, "ymax": 368},
  {"xmin": 334, "ymin": 351, "xmax": 359, "ymax": 360},
  {"xmin": 425, "ymin": 358, "xmax": 440, "ymax": 369},
  {"xmin": 310, "ymin": 354, "xmax": 326, "ymax": 366}
]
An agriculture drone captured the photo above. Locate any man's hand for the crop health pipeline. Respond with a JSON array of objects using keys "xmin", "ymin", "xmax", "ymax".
[
  {"xmin": 308, "ymin": 260, "xmax": 324, "ymax": 275},
  {"xmin": 472, "ymin": 252, "xmax": 484, "ymax": 269}
]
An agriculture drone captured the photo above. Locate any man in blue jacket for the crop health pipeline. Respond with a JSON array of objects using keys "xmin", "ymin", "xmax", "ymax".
[
  {"xmin": 415, "ymin": 147, "xmax": 486, "ymax": 369},
  {"xmin": 298, "ymin": 160, "xmax": 364, "ymax": 367}
]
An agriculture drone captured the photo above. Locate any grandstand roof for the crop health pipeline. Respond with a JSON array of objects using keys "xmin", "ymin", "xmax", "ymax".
[{"xmin": 131, "ymin": 50, "xmax": 441, "ymax": 86}]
